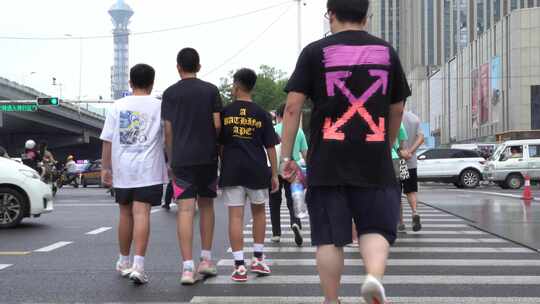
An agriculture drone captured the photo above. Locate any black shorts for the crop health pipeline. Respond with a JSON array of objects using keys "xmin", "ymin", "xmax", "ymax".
[
  {"xmin": 306, "ymin": 186, "xmax": 400, "ymax": 247},
  {"xmin": 401, "ymin": 168, "xmax": 418, "ymax": 194},
  {"xmin": 114, "ymin": 184, "xmax": 164, "ymax": 207},
  {"xmin": 173, "ymin": 164, "xmax": 218, "ymax": 200}
]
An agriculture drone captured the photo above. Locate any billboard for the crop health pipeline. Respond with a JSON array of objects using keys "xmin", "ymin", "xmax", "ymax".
[
  {"xmin": 480, "ymin": 63, "xmax": 490, "ymax": 125},
  {"xmin": 491, "ymin": 56, "xmax": 502, "ymax": 123}
]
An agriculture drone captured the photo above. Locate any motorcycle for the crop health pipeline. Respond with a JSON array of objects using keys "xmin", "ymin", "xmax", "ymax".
[{"xmin": 57, "ymin": 168, "xmax": 81, "ymax": 189}]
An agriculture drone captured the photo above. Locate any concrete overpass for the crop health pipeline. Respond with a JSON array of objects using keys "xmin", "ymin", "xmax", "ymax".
[{"xmin": 0, "ymin": 77, "xmax": 106, "ymax": 160}]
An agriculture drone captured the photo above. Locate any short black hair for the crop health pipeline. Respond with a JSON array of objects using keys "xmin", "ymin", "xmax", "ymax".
[
  {"xmin": 233, "ymin": 68, "xmax": 257, "ymax": 92},
  {"xmin": 177, "ymin": 48, "xmax": 200, "ymax": 73},
  {"xmin": 276, "ymin": 103, "xmax": 286, "ymax": 118},
  {"xmin": 327, "ymin": 0, "xmax": 370, "ymax": 24},
  {"xmin": 130, "ymin": 63, "xmax": 155, "ymax": 89}
]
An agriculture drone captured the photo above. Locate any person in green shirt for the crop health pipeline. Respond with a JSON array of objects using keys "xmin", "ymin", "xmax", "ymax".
[
  {"xmin": 392, "ymin": 123, "xmax": 409, "ymax": 160},
  {"xmin": 269, "ymin": 104, "xmax": 308, "ymax": 246}
]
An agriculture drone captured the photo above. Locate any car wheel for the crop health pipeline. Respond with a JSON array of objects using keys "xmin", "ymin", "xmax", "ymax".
[
  {"xmin": 460, "ymin": 169, "xmax": 481, "ymax": 189},
  {"xmin": 0, "ymin": 187, "xmax": 28, "ymax": 229},
  {"xmin": 505, "ymin": 174, "xmax": 524, "ymax": 190}
]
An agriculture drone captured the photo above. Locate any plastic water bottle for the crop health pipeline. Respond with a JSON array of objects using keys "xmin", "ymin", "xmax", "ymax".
[{"xmin": 291, "ymin": 173, "xmax": 308, "ymax": 219}]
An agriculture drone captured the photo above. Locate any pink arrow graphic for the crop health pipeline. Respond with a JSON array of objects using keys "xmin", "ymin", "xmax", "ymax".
[{"xmin": 323, "ymin": 70, "xmax": 388, "ymax": 142}]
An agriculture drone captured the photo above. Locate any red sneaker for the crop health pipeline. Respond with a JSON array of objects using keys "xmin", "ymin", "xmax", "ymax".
[
  {"xmin": 231, "ymin": 265, "xmax": 248, "ymax": 282},
  {"xmin": 250, "ymin": 257, "xmax": 271, "ymax": 276}
]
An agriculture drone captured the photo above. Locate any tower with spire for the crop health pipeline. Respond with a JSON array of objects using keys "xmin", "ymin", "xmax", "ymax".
[{"xmin": 109, "ymin": 0, "xmax": 133, "ymax": 100}]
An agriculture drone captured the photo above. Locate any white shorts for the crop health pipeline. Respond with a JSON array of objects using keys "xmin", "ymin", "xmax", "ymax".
[{"xmin": 221, "ymin": 186, "xmax": 269, "ymax": 207}]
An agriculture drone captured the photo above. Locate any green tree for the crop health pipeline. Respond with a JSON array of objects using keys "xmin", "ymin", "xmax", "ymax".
[{"xmin": 218, "ymin": 65, "xmax": 288, "ymax": 111}]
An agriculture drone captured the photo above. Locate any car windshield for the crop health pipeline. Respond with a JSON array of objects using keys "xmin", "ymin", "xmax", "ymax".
[{"xmin": 490, "ymin": 145, "xmax": 505, "ymax": 161}]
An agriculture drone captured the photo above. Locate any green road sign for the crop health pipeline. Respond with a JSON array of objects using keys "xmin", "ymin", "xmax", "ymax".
[{"xmin": 0, "ymin": 102, "xmax": 38, "ymax": 112}]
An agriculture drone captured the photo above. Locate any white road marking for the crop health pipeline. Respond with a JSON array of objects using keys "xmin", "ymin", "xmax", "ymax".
[
  {"xmin": 242, "ymin": 237, "xmax": 507, "ymax": 244},
  {"xmin": 245, "ymin": 224, "xmax": 469, "ymax": 228},
  {"xmin": 34, "ymin": 241, "xmax": 73, "ymax": 253},
  {"xmin": 244, "ymin": 230, "xmax": 488, "ymax": 235},
  {"xmin": 0, "ymin": 264, "xmax": 12, "ymax": 271},
  {"xmin": 54, "ymin": 204, "xmax": 115, "ymax": 207},
  {"xmin": 190, "ymin": 297, "xmax": 540, "ymax": 304},
  {"xmin": 217, "ymin": 258, "xmax": 540, "ymax": 267},
  {"xmin": 150, "ymin": 209, "xmax": 161, "ymax": 214},
  {"xmin": 85, "ymin": 227, "xmax": 112, "ymax": 235},
  {"xmin": 227, "ymin": 246, "xmax": 530, "ymax": 253},
  {"xmin": 450, "ymin": 189, "xmax": 540, "ymax": 201},
  {"xmin": 205, "ymin": 275, "xmax": 540, "ymax": 285}
]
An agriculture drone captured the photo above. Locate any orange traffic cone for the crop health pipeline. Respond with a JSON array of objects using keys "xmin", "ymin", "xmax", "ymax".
[{"xmin": 522, "ymin": 174, "xmax": 533, "ymax": 201}]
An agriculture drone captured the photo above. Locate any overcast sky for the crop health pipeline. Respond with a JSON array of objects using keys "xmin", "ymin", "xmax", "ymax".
[{"xmin": 0, "ymin": 0, "xmax": 327, "ymax": 100}]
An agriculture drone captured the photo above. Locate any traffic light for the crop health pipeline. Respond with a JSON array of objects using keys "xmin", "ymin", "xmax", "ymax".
[{"xmin": 37, "ymin": 97, "xmax": 60, "ymax": 106}]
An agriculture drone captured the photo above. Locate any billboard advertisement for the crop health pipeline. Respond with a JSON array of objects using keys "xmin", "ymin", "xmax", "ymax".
[
  {"xmin": 480, "ymin": 63, "xmax": 490, "ymax": 125},
  {"xmin": 491, "ymin": 56, "xmax": 502, "ymax": 123}
]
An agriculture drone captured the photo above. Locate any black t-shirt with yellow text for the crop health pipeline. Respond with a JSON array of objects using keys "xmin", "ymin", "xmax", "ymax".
[{"xmin": 219, "ymin": 100, "xmax": 279, "ymax": 189}]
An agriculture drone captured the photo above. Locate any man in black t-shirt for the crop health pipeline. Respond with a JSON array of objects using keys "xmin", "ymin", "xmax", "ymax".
[
  {"xmin": 162, "ymin": 48, "xmax": 223, "ymax": 285},
  {"xmin": 280, "ymin": 1, "xmax": 411, "ymax": 303},
  {"xmin": 219, "ymin": 68, "xmax": 279, "ymax": 282}
]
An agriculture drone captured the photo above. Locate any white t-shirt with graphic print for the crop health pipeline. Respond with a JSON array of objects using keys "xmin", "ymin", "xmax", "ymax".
[{"xmin": 100, "ymin": 95, "xmax": 168, "ymax": 189}]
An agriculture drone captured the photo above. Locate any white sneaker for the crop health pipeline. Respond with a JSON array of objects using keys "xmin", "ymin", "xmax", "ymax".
[
  {"xmin": 361, "ymin": 274, "xmax": 388, "ymax": 304},
  {"xmin": 271, "ymin": 236, "xmax": 281, "ymax": 243},
  {"xmin": 129, "ymin": 266, "xmax": 149, "ymax": 285},
  {"xmin": 115, "ymin": 260, "xmax": 132, "ymax": 278}
]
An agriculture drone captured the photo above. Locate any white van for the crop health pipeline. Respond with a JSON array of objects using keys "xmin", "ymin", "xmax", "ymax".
[{"xmin": 483, "ymin": 139, "xmax": 540, "ymax": 189}]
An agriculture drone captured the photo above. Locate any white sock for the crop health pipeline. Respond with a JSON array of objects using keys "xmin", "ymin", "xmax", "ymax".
[
  {"xmin": 201, "ymin": 250, "xmax": 212, "ymax": 261},
  {"xmin": 183, "ymin": 260, "xmax": 195, "ymax": 270},
  {"xmin": 232, "ymin": 250, "xmax": 244, "ymax": 262},
  {"xmin": 253, "ymin": 243, "xmax": 264, "ymax": 257},
  {"xmin": 133, "ymin": 255, "xmax": 144, "ymax": 270},
  {"xmin": 119, "ymin": 254, "xmax": 130, "ymax": 264}
]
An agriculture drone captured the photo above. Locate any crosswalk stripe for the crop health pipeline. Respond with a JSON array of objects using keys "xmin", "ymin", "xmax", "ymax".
[
  {"xmin": 0, "ymin": 264, "xmax": 12, "ymax": 271},
  {"xmin": 85, "ymin": 227, "xmax": 112, "ymax": 235},
  {"xmin": 34, "ymin": 241, "xmax": 73, "ymax": 253},
  {"xmin": 227, "ymin": 247, "xmax": 530, "ymax": 253},
  {"xmin": 191, "ymin": 297, "xmax": 540, "ymax": 303},
  {"xmin": 265, "ymin": 218, "xmax": 465, "ymax": 222},
  {"xmin": 242, "ymin": 237, "xmax": 507, "ymax": 244},
  {"xmin": 205, "ymin": 275, "xmax": 540, "ymax": 285},
  {"xmin": 217, "ymin": 259, "xmax": 540, "ymax": 267},
  {"xmin": 246, "ymin": 224, "xmax": 470, "ymax": 229},
  {"xmin": 244, "ymin": 230, "xmax": 488, "ymax": 235}
]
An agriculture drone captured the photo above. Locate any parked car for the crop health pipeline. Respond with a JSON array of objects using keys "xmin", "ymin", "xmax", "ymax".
[
  {"xmin": 417, "ymin": 148, "xmax": 486, "ymax": 188},
  {"xmin": 0, "ymin": 156, "xmax": 54, "ymax": 228},
  {"xmin": 483, "ymin": 139, "xmax": 540, "ymax": 189},
  {"xmin": 80, "ymin": 159, "xmax": 102, "ymax": 188}
]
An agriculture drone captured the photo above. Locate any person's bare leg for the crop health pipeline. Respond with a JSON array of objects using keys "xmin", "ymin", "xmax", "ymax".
[
  {"xmin": 358, "ymin": 234, "xmax": 390, "ymax": 280},
  {"xmin": 251, "ymin": 203, "xmax": 266, "ymax": 245},
  {"xmin": 118, "ymin": 203, "xmax": 133, "ymax": 256},
  {"xmin": 198, "ymin": 197, "xmax": 215, "ymax": 251},
  {"xmin": 352, "ymin": 223, "xmax": 358, "ymax": 243},
  {"xmin": 229, "ymin": 206, "xmax": 245, "ymax": 252},
  {"xmin": 177, "ymin": 198, "xmax": 196, "ymax": 261},
  {"xmin": 399, "ymin": 199, "xmax": 404, "ymax": 226},
  {"xmin": 407, "ymin": 192, "xmax": 418, "ymax": 213},
  {"xmin": 132, "ymin": 202, "xmax": 151, "ymax": 257},
  {"xmin": 316, "ymin": 245, "xmax": 344, "ymax": 303}
]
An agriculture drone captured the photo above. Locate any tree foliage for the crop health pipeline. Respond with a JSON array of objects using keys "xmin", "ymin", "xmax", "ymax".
[{"xmin": 218, "ymin": 65, "xmax": 289, "ymax": 112}]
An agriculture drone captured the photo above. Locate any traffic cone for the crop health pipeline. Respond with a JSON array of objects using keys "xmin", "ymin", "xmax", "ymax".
[{"xmin": 522, "ymin": 174, "xmax": 533, "ymax": 201}]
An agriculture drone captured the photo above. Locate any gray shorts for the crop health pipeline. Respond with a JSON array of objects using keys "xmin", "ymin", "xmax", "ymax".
[{"xmin": 221, "ymin": 186, "xmax": 269, "ymax": 207}]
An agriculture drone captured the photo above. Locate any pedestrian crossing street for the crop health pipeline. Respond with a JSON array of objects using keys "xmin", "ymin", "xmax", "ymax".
[{"xmin": 194, "ymin": 203, "xmax": 540, "ymax": 303}]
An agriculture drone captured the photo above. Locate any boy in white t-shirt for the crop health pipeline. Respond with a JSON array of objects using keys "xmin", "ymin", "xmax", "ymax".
[{"xmin": 100, "ymin": 63, "xmax": 168, "ymax": 285}]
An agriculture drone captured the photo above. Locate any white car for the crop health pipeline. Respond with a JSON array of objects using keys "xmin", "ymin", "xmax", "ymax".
[
  {"xmin": 417, "ymin": 149, "xmax": 486, "ymax": 188},
  {"xmin": 0, "ymin": 156, "xmax": 54, "ymax": 228}
]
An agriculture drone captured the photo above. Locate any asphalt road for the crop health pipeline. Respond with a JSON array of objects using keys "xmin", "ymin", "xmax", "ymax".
[{"xmin": 1, "ymin": 185, "xmax": 540, "ymax": 303}]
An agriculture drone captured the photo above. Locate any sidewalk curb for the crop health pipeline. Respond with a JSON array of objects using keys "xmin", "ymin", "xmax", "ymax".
[{"xmin": 419, "ymin": 201, "xmax": 540, "ymax": 254}]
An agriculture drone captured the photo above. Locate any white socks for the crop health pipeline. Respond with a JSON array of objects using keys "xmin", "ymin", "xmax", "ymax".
[
  {"xmin": 232, "ymin": 250, "xmax": 244, "ymax": 261},
  {"xmin": 183, "ymin": 260, "xmax": 195, "ymax": 270},
  {"xmin": 253, "ymin": 243, "xmax": 264, "ymax": 253},
  {"xmin": 133, "ymin": 255, "xmax": 145, "ymax": 270},
  {"xmin": 201, "ymin": 250, "xmax": 212, "ymax": 261},
  {"xmin": 119, "ymin": 254, "xmax": 130, "ymax": 265}
]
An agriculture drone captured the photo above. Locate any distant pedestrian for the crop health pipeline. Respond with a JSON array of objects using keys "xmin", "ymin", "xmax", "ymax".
[
  {"xmin": 391, "ymin": 123, "xmax": 409, "ymax": 232},
  {"xmin": 280, "ymin": 0, "xmax": 411, "ymax": 303},
  {"xmin": 269, "ymin": 103, "xmax": 307, "ymax": 246},
  {"xmin": 100, "ymin": 63, "xmax": 168, "ymax": 285},
  {"xmin": 162, "ymin": 47, "xmax": 222, "ymax": 285},
  {"xmin": 219, "ymin": 68, "xmax": 279, "ymax": 282},
  {"xmin": 400, "ymin": 111, "xmax": 425, "ymax": 232}
]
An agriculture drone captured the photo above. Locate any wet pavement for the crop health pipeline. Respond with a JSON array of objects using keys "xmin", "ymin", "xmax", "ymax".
[{"xmin": 418, "ymin": 184, "xmax": 540, "ymax": 251}]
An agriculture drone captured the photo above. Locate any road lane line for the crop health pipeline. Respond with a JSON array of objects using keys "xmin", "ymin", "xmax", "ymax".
[
  {"xmin": 204, "ymin": 275, "xmax": 540, "ymax": 285},
  {"xmin": 150, "ymin": 209, "xmax": 161, "ymax": 214},
  {"xmin": 0, "ymin": 264, "xmax": 12, "ymax": 271},
  {"xmin": 242, "ymin": 237, "xmax": 507, "ymax": 244},
  {"xmin": 34, "ymin": 241, "xmax": 73, "ymax": 252},
  {"xmin": 227, "ymin": 246, "xmax": 529, "ymax": 253},
  {"xmin": 245, "ymin": 224, "xmax": 470, "ymax": 229},
  {"xmin": 217, "ymin": 258, "xmax": 540, "ymax": 267},
  {"xmin": 85, "ymin": 227, "xmax": 112, "ymax": 235},
  {"xmin": 191, "ymin": 297, "xmax": 540, "ymax": 303},
  {"xmin": 0, "ymin": 251, "xmax": 31, "ymax": 256}
]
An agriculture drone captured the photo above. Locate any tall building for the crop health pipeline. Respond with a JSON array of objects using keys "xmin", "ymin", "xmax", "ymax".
[
  {"xmin": 368, "ymin": 0, "xmax": 401, "ymax": 52},
  {"xmin": 109, "ymin": 0, "xmax": 133, "ymax": 100}
]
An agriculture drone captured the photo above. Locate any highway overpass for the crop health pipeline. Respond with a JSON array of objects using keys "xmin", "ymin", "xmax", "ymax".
[{"xmin": 0, "ymin": 77, "xmax": 106, "ymax": 160}]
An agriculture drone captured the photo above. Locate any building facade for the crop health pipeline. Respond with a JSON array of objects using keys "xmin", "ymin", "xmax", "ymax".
[
  {"xmin": 109, "ymin": 0, "xmax": 133, "ymax": 100},
  {"xmin": 368, "ymin": 0, "xmax": 401, "ymax": 52}
]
